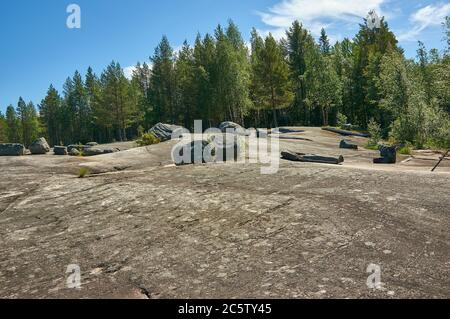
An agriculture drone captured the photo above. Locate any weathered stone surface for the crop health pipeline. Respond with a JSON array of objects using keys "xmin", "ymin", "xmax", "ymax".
[
  {"xmin": 0, "ymin": 143, "xmax": 25, "ymax": 156},
  {"xmin": 340, "ymin": 139, "xmax": 358, "ymax": 150},
  {"xmin": 149, "ymin": 123, "xmax": 182, "ymax": 142},
  {"xmin": 281, "ymin": 150, "xmax": 344, "ymax": 165},
  {"xmin": 29, "ymin": 138, "xmax": 50, "ymax": 155},
  {"xmin": 53, "ymin": 146, "xmax": 68, "ymax": 156},
  {"xmin": 374, "ymin": 145, "xmax": 397, "ymax": 164},
  {"xmin": 0, "ymin": 129, "xmax": 449, "ymax": 299}
]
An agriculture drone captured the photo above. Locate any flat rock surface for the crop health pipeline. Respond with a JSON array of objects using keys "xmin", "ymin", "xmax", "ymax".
[{"xmin": 0, "ymin": 128, "xmax": 448, "ymax": 298}]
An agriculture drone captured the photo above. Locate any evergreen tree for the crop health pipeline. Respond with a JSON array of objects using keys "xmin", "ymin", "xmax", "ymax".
[
  {"xmin": 0, "ymin": 111, "xmax": 8, "ymax": 143},
  {"xmin": 319, "ymin": 28, "xmax": 331, "ymax": 55},
  {"xmin": 148, "ymin": 36, "xmax": 176, "ymax": 124},
  {"xmin": 39, "ymin": 85, "xmax": 62, "ymax": 145},
  {"xmin": 253, "ymin": 34, "xmax": 293, "ymax": 127},
  {"xmin": 5, "ymin": 105, "xmax": 20, "ymax": 143}
]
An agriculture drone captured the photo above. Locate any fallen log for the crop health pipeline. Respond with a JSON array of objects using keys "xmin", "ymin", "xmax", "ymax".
[
  {"xmin": 322, "ymin": 127, "xmax": 370, "ymax": 138},
  {"xmin": 281, "ymin": 150, "xmax": 344, "ymax": 165},
  {"xmin": 340, "ymin": 139, "xmax": 358, "ymax": 150}
]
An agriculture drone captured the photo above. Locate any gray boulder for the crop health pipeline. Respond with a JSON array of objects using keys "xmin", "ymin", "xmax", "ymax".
[
  {"xmin": 374, "ymin": 145, "xmax": 397, "ymax": 164},
  {"xmin": 149, "ymin": 123, "xmax": 182, "ymax": 142},
  {"xmin": 219, "ymin": 122, "xmax": 249, "ymax": 136},
  {"xmin": 102, "ymin": 148, "xmax": 120, "ymax": 154},
  {"xmin": 281, "ymin": 150, "xmax": 344, "ymax": 165},
  {"xmin": 67, "ymin": 145, "xmax": 84, "ymax": 153},
  {"xmin": 213, "ymin": 133, "xmax": 242, "ymax": 162},
  {"xmin": 83, "ymin": 148, "xmax": 105, "ymax": 157},
  {"xmin": 0, "ymin": 143, "xmax": 25, "ymax": 156},
  {"xmin": 29, "ymin": 138, "xmax": 50, "ymax": 155},
  {"xmin": 53, "ymin": 146, "xmax": 68, "ymax": 156},
  {"xmin": 86, "ymin": 142, "xmax": 98, "ymax": 147},
  {"xmin": 340, "ymin": 139, "xmax": 358, "ymax": 150},
  {"xmin": 172, "ymin": 139, "xmax": 215, "ymax": 166},
  {"xmin": 69, "ymin": 148, "xmax": 80, "ymax": 156}
]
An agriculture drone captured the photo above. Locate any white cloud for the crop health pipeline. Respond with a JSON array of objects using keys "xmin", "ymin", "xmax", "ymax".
[
  {"xmin": 258, "ymin": 0, "xmax": 387, "ymax": 39},
  {"xmin": 123, "ymin": 66, "xmax": 136, "ymax": 80},
  {"xmin": 398, "ymin": 3, "xmax": 450, "ymax": 42}
]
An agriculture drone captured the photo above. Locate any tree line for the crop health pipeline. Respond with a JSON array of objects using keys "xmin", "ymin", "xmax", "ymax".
[{"xmin": 1, "ymin": 15, "xmax": 449, "ymax": 148}]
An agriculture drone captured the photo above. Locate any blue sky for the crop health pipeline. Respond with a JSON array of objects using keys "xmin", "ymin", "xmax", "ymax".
[{"xmin": 1, "ymin": 0, "xmax": 449, "ymax": 113}]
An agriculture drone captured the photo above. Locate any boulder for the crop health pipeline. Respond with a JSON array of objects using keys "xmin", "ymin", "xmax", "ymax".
[
  {"xmin": 68, "ymin": 148, "xmax": 80, "ymax": 156},
  {"xmin": 102, "ymin": 148, "xmax": 120, "ymax": 154},
  {"xmin": 281, "ymin": 150, "xmax": 344, "ymax": 165},
  {"xmin": 340, "ymin": 139, "xmax": 358, "ymax": 150},
  {"xmin": 67, "ymin": 145, "xmax": 84, "ymax": 153},
  {"xmin": 29, "ymin": 138, "xmax": 50, "ymax": 155},
  {"xmin": 83, "ymin": 148, "xmax": 105, "ymax": 157},
  {"xmin": 212, "ymin": 133, "xmax": 242, "ymax": 162},
  {"xmin": 149, "ymin": 123, "xmax": 182, "ymax": 142},
  {"xmin": 219, "ymin": 122, "xmax": 249, "ymax": 136},
  {"xmin": 86, "ymin": 142, "xmax": 99, "ymax": 147},
  {"xmin": 256, "ymin": 129, "xmax": 268, "ymax": 138},
  {"xmin": 374, "ymin": 145, "xmax": 397, "ymax": 164},
  {"xmin": 53, "ymin": 146, "xmax": 68, "ymax": 156},
  {"xmin": 0, "ymin": 143, "xmax": 25, "ymax": 156},
  {"xmin": 172, "ymin": 139, "xmax": 215, "ymax": 166}
]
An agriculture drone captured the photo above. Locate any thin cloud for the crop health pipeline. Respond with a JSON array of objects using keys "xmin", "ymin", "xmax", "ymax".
[
  {"xmin": 398, "ymin": 3, "xmax": 450, "ymax": 42},
  {"xmin": 257, "ymin": 0, "xmax": 387, "ymax": 39}
]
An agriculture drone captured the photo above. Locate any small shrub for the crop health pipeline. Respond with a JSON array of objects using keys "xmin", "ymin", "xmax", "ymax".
[
  {"xmin": 336, "ymin": 112, "xmax": 348, "ymax": 129},
  {"xmin": 367, "ymin": 118, "xmax": 382, "ymax": 147},
  {"xmin": 78, "ymin": 167, "xmax": 90, "ymax": 178},
  {"xmin": 398, "ymin": 146, "xmax": 412, "ymax": 155},
  {"xmin": 136, "ymin": 133, "xmax": 161, "ymax": 146},
  {"xmin": 365, "ymin": 143, "xmax": 380, "ymax": 151}
]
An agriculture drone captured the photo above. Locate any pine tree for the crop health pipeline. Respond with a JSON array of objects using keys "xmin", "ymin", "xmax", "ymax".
[
  {"xmin": 39, "ymin": 85, "xmax": 62, "ymax": 145},
  {"xmin": 148, "ymin": 36, "xmax": 176, "ymax": 124},
  {"xmin": 285, "ymin": 21, "xmax": 315, "ymax": 124},
  {"xmin": 319, "ymin": 28, "xmax": 331, "ymax": 55},
  {"xmin": 5, "ymin": 105, "xmax": 20, "ymax": 143},
  {"xmin": 253, "ymin": 34, "xmax": 293, "ymax": 127},
  {"xmin": 0, "ymin": 111, "xmax": 8, "ymax": 143}
]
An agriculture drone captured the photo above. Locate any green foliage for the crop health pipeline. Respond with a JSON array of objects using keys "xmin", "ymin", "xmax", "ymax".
[
  {"xmin": 78, "ymin": 167, "xmax": 90, "ymax": 178},
  {"xmin": 2, "ymin": 13, "xmax": 449, "ymax": 152},
  {"xmin": 367, "ymin": 118, "xmax": 382, "ymax": 146},
  {"xmin": 336, "ymin": 112, "xmax": 348, "ymax": 128},
  {"xmin": 136, "ymin": 133, "xmax": 161, "ymax": 146},
  {"xmin": 398, "ymin": 144, "xmax": 412, "ymax": 155}
]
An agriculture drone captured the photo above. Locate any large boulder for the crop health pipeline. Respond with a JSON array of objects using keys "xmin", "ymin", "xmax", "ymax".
[
  {"xmin": 212, "ymin": 133, "xmax": 242, "ymax": 162},
  {"xmin": 0, "ymin": 143, "xmax": 25, "ymax": 156},
  {"xmin": 149, "ymin": 123, "xmax": 182, "ymax": 142},
  {"xmin": 219, "ymin": 122, "xmax": 249, "ymax": 136},
  {"xmin": 340, "ymin": 139, "xmax": 358, "ymax": 150},
  {"xmin": 86, "ymin": 142, "xmax": 98, "ymax": 147},
  {"xmin": 68, "ymin": 148, "xmax": 80, "ymax": 156},
  {"xmin": 29, "ymin": 138, "xmax": 50, "ymax": 155},
  {"xmin": 83, "ymin": 148, "xmax": 105, "ymax": 157},
  {"xmin": 53, "ymin": 146, "xmax": 68, "ymax": 156},
  {"xmin": 374, "ymin": 145, "xmax": 397, "ymax": 164},
  {"xmin": 172, "ymin": 139, "xmax": 215, "ymax": 166},
  {"xmin": 67, "ymin": 145, "xmax": 84, "ymax": 153}
]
